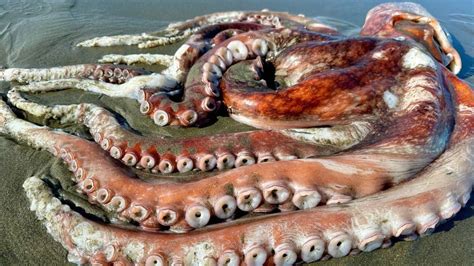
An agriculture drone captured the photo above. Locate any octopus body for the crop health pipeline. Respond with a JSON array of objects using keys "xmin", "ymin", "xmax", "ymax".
[{"xmin": 0, "ymin": 2, "xmax": 472, "ymax": 265}]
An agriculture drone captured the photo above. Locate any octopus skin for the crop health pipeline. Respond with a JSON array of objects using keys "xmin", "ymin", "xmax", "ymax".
[
  {"xmin": 3, "ymin": 45, "xmax": 456, "ymax": 231},
  {"xmin": 0, "ymin": 2, "xmax": 472, "ymax": 265},
  {"xmin": 14, "ymin": 71, "xmax": 474, "ymax": 263},
  {"xmin": 0, "ymin": 80, "xmax": 453, "ymax": 232}
]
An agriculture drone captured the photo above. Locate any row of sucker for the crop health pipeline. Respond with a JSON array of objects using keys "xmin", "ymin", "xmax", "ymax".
[
  {"xmin": 58, "ymin": 144, "xmax": 355, "ymax": 231},
  {"xmin": 4, "ymin": 89, "xmax": 330, "ymax": 176},
  {"xmin": 86, "ymin": 65, "xmax": 150, "ymax": 84},
  {"xmin": 0, "ymin": 64, "xmax": 149, "ymax": 84},
  {"xmin": 120, "ymin": 192, "xmax": 469, "ymax": 265},
  {"xmin": 88, "ymin": 125, "xmax": 322, "ymax": 174},
  {"xmin": 240, "ymin": 12, "xmax": 285, "ymax": 28},
  {"xmin": 138, "ymin": 37, "xmax": 271, "ymax": 127},
  {"xmin": 29, "ymin": 171, "xmax": 469, "ymax": 265}
]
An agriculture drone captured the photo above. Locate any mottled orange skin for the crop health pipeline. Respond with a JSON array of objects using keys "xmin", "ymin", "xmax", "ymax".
[{"xmin": 221, "ymin": 38, "xmax": 407, "ymax": 126}]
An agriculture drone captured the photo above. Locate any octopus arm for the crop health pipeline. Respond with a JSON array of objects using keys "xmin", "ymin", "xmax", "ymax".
[
  {"xmin": 75, "ymin": 10, "xmax": 339, "ymax": 48},
  {"xmin": 23, "ymin": 135, "xmax": 472, "ymax": 264}
]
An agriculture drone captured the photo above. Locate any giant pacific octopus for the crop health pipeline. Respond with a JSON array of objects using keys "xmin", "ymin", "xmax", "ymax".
[{"xmin": 0, "ymin": 2, "xmax": 472, "ymax": 265}]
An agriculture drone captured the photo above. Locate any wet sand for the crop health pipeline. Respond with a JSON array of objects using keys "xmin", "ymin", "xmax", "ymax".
[{"xmin": 0, "ymin": 0, "xmax": 473, "ymax": 265}]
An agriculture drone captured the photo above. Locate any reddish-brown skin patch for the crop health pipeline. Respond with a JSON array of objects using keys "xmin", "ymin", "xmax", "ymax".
[{"xmin": 221, "ymin": 38, "xmax": 409, "ymax": 124}]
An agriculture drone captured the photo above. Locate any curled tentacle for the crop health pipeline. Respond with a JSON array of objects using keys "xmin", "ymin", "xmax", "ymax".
[{"xmin": 145, "ymin": 27, "xmax": 337, "ymax": 126}]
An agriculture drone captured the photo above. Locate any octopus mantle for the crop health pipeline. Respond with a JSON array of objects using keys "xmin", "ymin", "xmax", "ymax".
[{"xmin": 0, "ymin": 2, "xmax": 473, "ymax": 265}]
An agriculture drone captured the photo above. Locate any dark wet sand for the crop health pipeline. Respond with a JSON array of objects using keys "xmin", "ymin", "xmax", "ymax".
[{"xmin": 0, "ymin": 0, "xmax": 473, "ymax": 265}]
